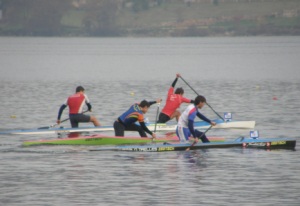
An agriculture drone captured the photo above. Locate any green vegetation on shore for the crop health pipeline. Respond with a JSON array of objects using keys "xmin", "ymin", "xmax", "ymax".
[{"xmin": 0, "ymin": 0, "xmax": 300, "ymax": 37}]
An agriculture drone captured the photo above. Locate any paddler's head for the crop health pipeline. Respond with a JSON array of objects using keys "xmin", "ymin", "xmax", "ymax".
[
  {"xmin": 175, "ymin": 87, "xmax": 184, "ymax": 95},
  {"xmin": 76, "ymin": 86, "xmax": 85, "ymax": 93},
  {"xmin": 139, "ymin": 100, "xmax": 150, "ymax": 113},
  {"xmin": 194, "ymin": 95, "xmax": 206, "ymax": 109}
]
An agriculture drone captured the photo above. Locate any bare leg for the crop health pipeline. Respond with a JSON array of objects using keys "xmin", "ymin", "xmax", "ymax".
[
  {"xmin": 90, "ymin": 116, "xmax": 101, "ymax": 126},
  {"xmin": 170, "ymin": 110, "xmax": 181, "ymax": 122}
]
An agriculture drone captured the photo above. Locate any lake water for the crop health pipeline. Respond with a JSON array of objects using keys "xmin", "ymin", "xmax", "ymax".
[{"xmin": 0, "ymin": 37, "xmax": 300, "ymax": 205}]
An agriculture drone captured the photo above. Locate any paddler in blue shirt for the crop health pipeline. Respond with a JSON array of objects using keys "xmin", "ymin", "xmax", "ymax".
[{"xmin": 114, "ymin": 99, "xmax": 161, "ymax": 138}]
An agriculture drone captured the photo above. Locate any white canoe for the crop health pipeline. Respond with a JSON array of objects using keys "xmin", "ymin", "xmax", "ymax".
[{"xmin": 0, "ymin": 119, "xmax": 255, "ymax": 135}]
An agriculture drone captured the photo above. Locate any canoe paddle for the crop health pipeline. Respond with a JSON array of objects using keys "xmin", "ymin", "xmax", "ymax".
[
  {"xmin": 179, "ymin": 76, "xmax": 225, "ymax": 122},
  {"xmin": 152, "ymin": 102, "xmax": 161, "ymax": 142},
  {"xmin": 186, "ymin": 125, "xmax": 213, "ymax": 151},
  {"xmin": 38, "ymin": 110, "xmax": 89, "ymax": 129},
  {"xmin": 153, "ymin": 103, "xmax": 160, "ymax": 133}
]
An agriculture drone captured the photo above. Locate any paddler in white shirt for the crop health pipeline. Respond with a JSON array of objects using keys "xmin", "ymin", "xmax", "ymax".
[{"xmin": 176, "ymin": 95, "xmax": 216, "ymax": 143}]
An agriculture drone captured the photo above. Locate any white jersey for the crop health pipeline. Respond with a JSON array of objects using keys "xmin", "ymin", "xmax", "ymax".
[{"xmin": 177, "ymin": 104, "xmax": 198, "ymax": 128}]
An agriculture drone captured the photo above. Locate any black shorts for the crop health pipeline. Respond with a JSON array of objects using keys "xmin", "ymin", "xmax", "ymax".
[
  {"xmin": 69, "ymin": 114, "xmax": 90, "ymax": 128},
  {"xmin": 157, "ymin": 112, "xmax": 170, "ymax": 123},
  {"xmin": 114, "ymin": 121, "xmax": 147, "ymax": 137}
]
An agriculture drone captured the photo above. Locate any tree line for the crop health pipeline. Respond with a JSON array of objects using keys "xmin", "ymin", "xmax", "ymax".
[
  {"xmin": 0, "ymin": 0, "xmax": 121, "ymax": 36},
  {"xmin": 0, "ymin": 0, "xmax": 299, "ymax": 36}
]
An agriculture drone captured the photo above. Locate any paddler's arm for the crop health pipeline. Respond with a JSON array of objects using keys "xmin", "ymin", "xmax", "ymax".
[
  {"xmin": 140, "ymin": 122, "xmax": 157, "ymax": 139},
  {"xmin": 171, "ymin": 73, "xmax": 180, "ymax": 87},
  {"xmin": 182, "ymin": 97, "xmax": 194, "ymax": 104},
  {"xmin": 148, "ymin": 99, "xmax": 162, "ymax": 106},
  {"xmin": 86, "ymin": 102, "xmax": 92, "ymax": 111},
  {"xmin": 188, "ymin": 119, "xmax": 196, "ymax": 138},
  {"xmin": 57, "ymin": 104, "xmax": 67, "ymax": 124},
  {"xmin": 196, "ymin": 112, "xmax": 216, "ymax": 126},
  {"xmin": 84, "ymin": 95, "xmax": 92, "ymax": 112},
  {"xmin": 188, "ymin": 119, "xmax": 199, "ymax": 143}
]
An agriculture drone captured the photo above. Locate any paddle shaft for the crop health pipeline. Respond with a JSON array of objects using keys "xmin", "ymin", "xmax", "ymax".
[
  {"xmin": 153, "ymin": 103, "xmax": 160, "ymax": 133},
  {"xmin": 179, "ymin": 76, "xmax": 225, "ymax": 121},
  {"xmin": 188, "ymin": 125, "xmax": 213, "ymax": 149},
  {"xmin": 38, "ymin": 110, "xmax": 89, "ymax": 129},
  {"xmin": 149, "ymin": 103, "xmax": 161, "ymax": 143}
]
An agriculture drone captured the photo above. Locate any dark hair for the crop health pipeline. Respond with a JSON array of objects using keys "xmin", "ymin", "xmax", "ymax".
[
  {"xmin": 194, "ymin": 95, "xmax": 206, "ymax": 105},
  {"xmin": 175, "ymin": 87, "xmax": 184, "ymax": 94},
  {"xmin": 76, "ymin": 86, "xmax": 85, "ymax": 93},
  {"xmin": 139, "ymin": 100, "xmax": 150, "ymax": 108}
]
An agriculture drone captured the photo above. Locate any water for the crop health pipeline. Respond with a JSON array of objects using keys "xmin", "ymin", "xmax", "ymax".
[{"xmin": 0, "ymin": 37, "xmax": 300, "ymax": 205}]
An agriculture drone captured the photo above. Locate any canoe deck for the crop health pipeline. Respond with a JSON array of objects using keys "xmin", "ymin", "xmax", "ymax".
[
  {"xmin": 1, "ymin": 119, "xmax": 255, "ymax": 135},
  {"xmin": 22, "ymin": 135, "xmax": 224, "ymax": 146},
  {"xmin": 89, "ymin": 137, "xmax": 296, "ymax": 152}
]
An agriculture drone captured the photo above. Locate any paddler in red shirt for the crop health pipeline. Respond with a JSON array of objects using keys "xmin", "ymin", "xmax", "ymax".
[
  {"xmin": 56, "ymin": 86, "xmax": 101, "ymax": 128},
  {"xmin": 157, "ymin": 73, "xmax": 194, "ymax": 123}
]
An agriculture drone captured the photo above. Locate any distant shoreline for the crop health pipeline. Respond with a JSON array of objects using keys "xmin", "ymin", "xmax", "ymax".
[{"xmin": 1, "ymin": 0, "xmax": 299, "ymax": 37}]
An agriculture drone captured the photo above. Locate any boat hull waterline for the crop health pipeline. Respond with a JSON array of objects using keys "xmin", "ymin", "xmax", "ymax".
[{"xmin": 89, "ymin": 137, "xmax": 296, "ymax": 152}]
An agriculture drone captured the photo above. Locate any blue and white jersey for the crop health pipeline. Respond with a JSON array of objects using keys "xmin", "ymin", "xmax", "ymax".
[
  {"xmin": 177, "ymin": 104, "xmax": 211, "ymax": 141},
  {"xmin": 178, "ymin": 104, "xmax": 198, "ymax": 128}
]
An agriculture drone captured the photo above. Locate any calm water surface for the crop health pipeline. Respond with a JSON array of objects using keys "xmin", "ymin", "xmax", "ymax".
[{"xmin": 0, "ymin": 37, "xmax": 300, "ymax": 205}]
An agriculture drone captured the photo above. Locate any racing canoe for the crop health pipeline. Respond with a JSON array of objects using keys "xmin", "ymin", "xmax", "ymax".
[
  {"xmin": 89, "ymin": 137, "xmax": 296, "ymax": 152},
  {"xmin": 1, "ymin": 119, "xmax": 255, "ymax": 135},
  {"xmin": 22, "ymin": 135, "xmax": 224, "ymax": 146}
]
